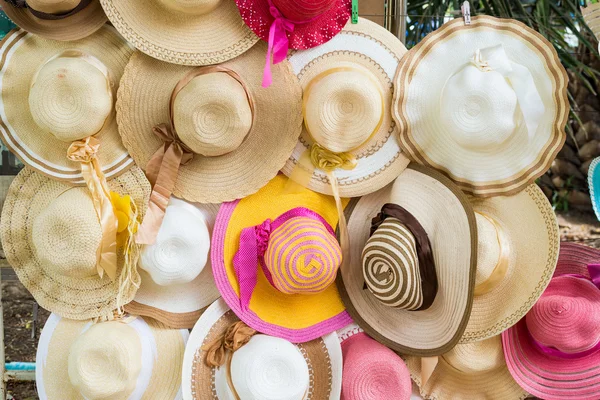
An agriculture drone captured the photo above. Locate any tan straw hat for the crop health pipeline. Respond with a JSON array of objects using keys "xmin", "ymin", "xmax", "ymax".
[
  {"xmin": 0, "ymin": 166, "xmax": 150, "ymax": 320},
  {"xmin": 182, "ymin": 298, "xmax": 343, "ymax": 400},
  {"xmin": 393, "ymin": 16, "xmax": 568, "ymax": 197},
  {"xmin": 460, "ymin": 184, "xmax": 559, "ymax": 343},
  {"xmin": 1, "ymin": 0, "xmax": 107, "ymax": 41},
  {"xmin": 336, "ymin": 163, "xmax": 477, "ymax": 356},
  {"xmin": 36, "ymin": 313, "xmax": 189, "ymax": 399},
  {"xmin": 0, "ymin": 26, "xmax": 135, "ymax": 185},
  {"xmin": 99, "ymin": 0, "xmax": 258, "ymax": 65}
]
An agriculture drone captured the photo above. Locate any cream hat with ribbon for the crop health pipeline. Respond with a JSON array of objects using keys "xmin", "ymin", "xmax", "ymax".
[
  {"xmin": 393, "ymin": 16, "xmax": 568, "ymax": 197},
  {"xmin": 182, "ymin": 298, "xmax": 343, "ymax": 400},
  {"xmin": 124, "ymin": 197, "xmax": 221, "ymax": 329},
  {"xmin": 36, "ymin": 313, "xmax": 189, "ymax": 399}
]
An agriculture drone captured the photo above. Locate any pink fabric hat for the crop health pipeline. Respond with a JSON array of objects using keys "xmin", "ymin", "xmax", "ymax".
[{"xmin": 502, "ymin": 242, "xmax": 600, "ymax": 400}]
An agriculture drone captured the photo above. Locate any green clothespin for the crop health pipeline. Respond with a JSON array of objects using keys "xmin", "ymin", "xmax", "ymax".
[{"xmin": 351, "ymin": 0, "xmax": 358, "ymax": 24}]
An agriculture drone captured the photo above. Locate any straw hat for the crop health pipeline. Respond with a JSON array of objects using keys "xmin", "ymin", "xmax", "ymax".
[
  {"xmin": 393, "ymin": 16, "xmax": 569, "ymax": 197},
  {"xmin": 336, "ymin": 163, "xmax": 477, "ymax": 355},
  {"xmin": 588, "ymin": 157, "xmax": 600, "ymax": 221},
  {"xmin": 461, "ymin": 184, "xmax": 559, "ymax": 343},
  {"xmin": 182, "ymin": 298, "xmax": 343, "ymax": 400},
  {"xmin": 0, "ymin": 26, "xmax": 135, "ymax": 184},
  {"xmin": 124, "ymin": 197, "xmax": 221, "ymax": 329},
  {"xmin": 0, "ymin": 166, "xmax": 150, "ymax": 320},
  {"xmin": 36, "ymin": 313, "xmax": 189, "ymax": 399},
  {"xmin": 212, "ymin": 174, "xmax": 352, "ymax": 343},
  {"xmin": 0, "ymin": 0, "xmax": 107, "ymax": 41},
  {"xmin": 503, "ymin": 242, "xmax": 600, "ymax": 400},
  {"xmin": 99, "ymin": 0, "xmax": 258, "ymax": 66},
  {"xmin": 582, "ymin": 2, "xmax": 600, "ymax": 53},
  {"xmin": 406, "ymin": 335, "xmax": 528, "ymax": 400},
  {"xmin": 337, "ymin": 323, "xmax": 412, "ymax": 400}
]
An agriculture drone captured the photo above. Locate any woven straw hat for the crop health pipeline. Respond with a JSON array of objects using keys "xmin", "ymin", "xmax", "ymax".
[
  {"xmin": 0, "ymin": 26, "xmax": 135, "ymax": 184},
  {"xmin": 99, "ymin": 0, "xmax": 258, "ymax": 66},
  {"xmin": 36, "ymin": 313, "xmax": 189, "ymax": 399},
  {"xmin": 0, "ymin": 0, "xmax": 107, "ymax": 41},
  {"xmin": 182, "ymin": 298, "xmax": 343, "ymax": 400},
  {"xmin": 393, "ymin": 16, "xmax": 568, "ymax": 197},
  {"xmin": 124, "ymin": 197, "xmax": 221, "ymax": 329},
  {"xmin": 461, "ymin": 184, "xmax": 559, "ymax": 343},
  {"xmin": 336, "ymin": 163, "xmax": 477, "ymax": 356},
  {"xmin": 0, "ymin": 166, "xmax": 150, "ymax": 320}
]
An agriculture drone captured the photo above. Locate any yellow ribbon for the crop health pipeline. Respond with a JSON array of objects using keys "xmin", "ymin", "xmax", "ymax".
[
  {"xmin": 473, "ymin": 212, "xmax": 511, "ymax": 296},
  {"xmin": 420, "ymin": 356, "xmax": 439, "ymax": 387}
]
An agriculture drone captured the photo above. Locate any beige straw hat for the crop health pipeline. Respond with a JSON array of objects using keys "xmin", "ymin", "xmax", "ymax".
[
  {"xmin": 0, "ymin": 166, "xmax": 150, "ymax": 320},
  {"xmin": 1, "ymin": 0, "xmax": 107, "ymax": 41},
  {"xmin": 99, "ymin": 0, "xmax": 258, "ymax": 65},
  {"xmin": 336, "ymin": 163, "xmax": 477, "ymax": 356},
  {"xmin": 460, "ymin": 184, "xmax": 559, "ymax": 343},
  {"xmin": 182, "ymin": 298, "xmax": 343, "ymax": 400},
  {"xmin": 0, "ymin": 26, "xmax": 135, "ymax": 185},
  {"xmin": 393, "ymin": 16, "xmax": 568, "ymax": 197},
  {"xmin": 36, "ymin": 313, "xmax": 189, "ymax": 399}
]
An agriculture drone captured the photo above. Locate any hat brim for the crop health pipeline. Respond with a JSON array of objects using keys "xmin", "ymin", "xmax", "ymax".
[
  {"xmin": 588, "ymin": 157, "xmax": 600, "ymax": 221},
  {"xmin": 555, "ymin": 242, "xmax": 600, "ymax": 277}
]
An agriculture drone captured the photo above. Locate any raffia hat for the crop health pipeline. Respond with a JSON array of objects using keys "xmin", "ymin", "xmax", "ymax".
[
  {"xmin": 461, "ymin": 184, "xmax": 559, "ymax": 343},
  {"xmin": 0, "ymin": 0, "xmax": 107, "ymax": 41},
  {"xmin": 336, "ymin": 163, "xmax": 477, "ymax": 355},
  {"xmin": 99, "ymin": 0, "xmax": 258, "ymax": 65},
  {"xmin": 393, "ymin": 16, "xmax": 569, "ymax": 197},
  {"xmin": 0, "ymin": 166, "xmax": 150, "ymax": 320},
  {"xmin": 0, "ymin": 26, "xmax": 134, "ymax": 185},
  {"xmin": 124, "ymin": 197, "xmax": 221, "ymax": 329},
  {"xmin": 182, "ymin": 298, "xmax": 342, "ymax": 400},
  {"xmin": 36, "ymin": 313, "xmax": 189, "ymax": 399},
  {"xmin": 212, "ymin": 174, "xmax": 352, "ymax": 343}
]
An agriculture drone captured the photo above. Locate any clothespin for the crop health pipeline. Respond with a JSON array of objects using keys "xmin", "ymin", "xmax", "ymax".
[
  {"xmin": 461, "ymin": 1, "xmax": 471, "ymax": 25},
  {"xmin": 352, "ymin": 0, "xmax": 359, "ymax": 24}
]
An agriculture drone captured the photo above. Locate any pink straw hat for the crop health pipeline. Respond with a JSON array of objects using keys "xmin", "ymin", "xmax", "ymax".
[{"xmin": 502, "ymin": 242, "xmax": 600, "ymax": 400}]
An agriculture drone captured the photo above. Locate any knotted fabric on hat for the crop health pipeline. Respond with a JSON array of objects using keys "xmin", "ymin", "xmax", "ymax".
[{"xmin": 6, "ymin": 0, "xmax": 92, "ymax": 19}]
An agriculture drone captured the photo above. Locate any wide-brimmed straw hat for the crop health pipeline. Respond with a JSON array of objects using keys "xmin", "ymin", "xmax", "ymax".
[
  {"xmin": 393, "ymin": 16, "xmax": 569, "ymax": 197},
  {"xmin": 212, "ymin": 174, "xmax": 352, "ymax": 343},
  {"xmin": 124, "ymin": 198, "xmax": 221, "ymax": 329},
  {"xmin": 36, "ymin": 313, "xmax": 189, "ymax": 399},
  {"xmin": 588, "ymin": 157, "xmax": 600, "ymax": 221},
  {"xmin": 100, "ymin": 0, "xmax": 258, "ymax": 66},
  {"xmin": 461, "ymin": 184, "xmax": 559, "ymax": 343},
  {"xmin": 0, "ymin": 26, "xmax": 135, "ymax": 185},
  {"xmin": 182, "ymin": 298, "xmax": 342, "ymax": 400},
  {"xmin": 336, "ymin": 163, "xmax": 477, "ymax": 355},
  {"xmin": 582, "ymin": 2, "xmax": 600, "ymax": 52},
  {"xmin": 0, "ymin": 167, "xmax": 150, "ymax": 320},
  {"xmin": 502, "ymin": 242, "xmax": 600, "ymax": 400},
  {"xmin": 0, "ymin": 0, "xmax": 107, "ymax": 41}
]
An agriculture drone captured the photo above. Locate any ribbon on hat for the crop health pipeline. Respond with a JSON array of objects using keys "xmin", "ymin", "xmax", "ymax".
[
  {"xmin": 473, "ymin": 212, "xmax": 511, "ymax": 296},
  {"xmin": 471, "ymin": 44, "xmax": 545, "ymax": 140},
  {"xmin": 6, "ymin": 0, "xmax": 93, "ymax": 20},
  {"xmin": 420, "ymin": 356, "xmax": 439, "ymax": 387}
]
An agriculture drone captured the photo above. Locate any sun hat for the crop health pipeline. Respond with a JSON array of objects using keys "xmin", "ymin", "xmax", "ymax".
[
  {"xmin": 0, "ymin": 166, "xmax": 150, "ymax": 320},
  {"xmin": 0, "ymin": 0, "xmax": 107, "ymax": 41},
  {"xmin": 123, "ymin": 197, "xmax": 221, "ymax": 329},
  {"xmin": 588, "ymin": 157, "xmax": 600, "ymax": 221},
  {"xmin": 461, "ymin": 183, "xmax": 559, "ymax": 343},
  {"xmin": 337, "ymin": 323, "xmax": 412, "ymax": 400},
  {"xmin": 99, "ymin": 0, "xmax": 258, "ymax": 66},
  {"xmin": 182, "ymin": 298, "xmax": 342, "ymax": 400},
  {"xmin": 582, "ymin": 2, "xmax": 600, "ymax": 52},
  {"xmin": 502, "ymin": 242, "xmax": 600, "ymax": 400},
  {"xmin": 36, "ymin": 313, "xmax": 188, "ymax": 399},
  {"xmin": 212, "ymin": 174, "xmax": 352, "ymax": 343},
  {"xmin": 336, "ymin": 163, "xmax": 477, "ymax": 355},
  {"xmin": 393, "ymin": 16, "xmax": 569, "ymax": 197},
  {"xmin": 116, "ymin": 44, "xmax": 303, "ymax": 245}
]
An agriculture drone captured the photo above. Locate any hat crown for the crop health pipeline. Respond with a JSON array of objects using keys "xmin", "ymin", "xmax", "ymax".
[
  {"xmin": 158, "ymin": 0, "xmax": 221, "ymax": 15},
  {"xmin": 173, "ymin": 72, "xmax": 252, "ymax": 157},
  {"xmin": 474, "ymin": 213, "xmax": 503, "ymax": 287},
  {"xmin": 271, "ymin": 0, "xmax": 334, "ymax": 20},
  {"xmin": 27, "ymin": 0, "xmax": 80, "ymax": 13},
  {"xmin": 443, "ymin": 335, "xmax": 504, "ymax": 373}
]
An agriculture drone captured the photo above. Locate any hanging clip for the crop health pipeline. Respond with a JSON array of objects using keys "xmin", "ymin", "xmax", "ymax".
[
  {"xmin": 351, "ymin": 0, "xmax": 359, "ymax": 24},
  {"xmin": 461, "ymin": 1, "xmax": 471, "ymax": 25}
]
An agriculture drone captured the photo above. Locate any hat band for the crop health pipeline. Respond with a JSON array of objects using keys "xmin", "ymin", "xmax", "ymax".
[
  {"xmin": 473, "ymin": 212, "xmax": 511, "ymax": 296},
  {"xmin": 7, "ymin": 0, "xmax": 92, "ymax": 20}
]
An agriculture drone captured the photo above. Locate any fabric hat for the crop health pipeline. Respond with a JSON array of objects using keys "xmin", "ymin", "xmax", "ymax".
[
  {"xmin": 337, "ymin": 323, "xmax": 412, "ymax": 400},
  {"xmin": 461, "ymin": 184, "xmax": 559, "ymax": 343},
  {"xmin": 502, "ymin": 242, "xmax": 600, "ymax": 400},
  {"xmin": 212, "ymin": 174, "xmax": 352, "ymax": 343},
  {"xmin": 123, "ymin": 197, "xmax": 221, "ymax": 329},
  {"xmin": 0, "ymin": 166, "xmax": 150, "ymax": 320},
  {"xmin": 336, "ymin": 163, "xmax": 477, "ymax": 355},
  {"xmin": 116, "ymin": 45, "xmax": 303, "ymax": 245},
  {"xmin": 0, "ymin": 26, "xmax": 135, "ymax": 185},
  {"xmin": 588, "ymin": 157, "xmax": 600, "ymax": 221},
  {"xmin": 393, "ymin": 16, "xmax": 569, "ymax": 197},
  {"xmin": 0, "ymin": 0, "xmax": 107, "ymax": 41},
  {"xmin": 99, "ymin": 0, "xmax": 258, "ymax": 66},
  {"xmin": 182, "ymin": 298, "xmax": 342, "ymax": 400},
  {"xmin": 36, "ymin": 313, "xmax": 188, "ymax": 399}
]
